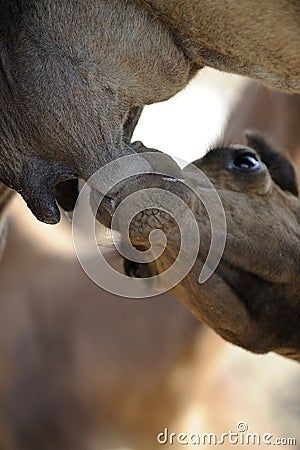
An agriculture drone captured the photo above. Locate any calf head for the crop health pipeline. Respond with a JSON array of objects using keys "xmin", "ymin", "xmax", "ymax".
[{"xmin": 97, "ymin": 134, "xmax": 300, "ymax": 361}]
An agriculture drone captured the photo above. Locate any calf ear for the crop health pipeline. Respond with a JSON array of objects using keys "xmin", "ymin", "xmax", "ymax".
[{"xmin": 245, "ymin": 131, "xmax": 299, "ymax": 196}]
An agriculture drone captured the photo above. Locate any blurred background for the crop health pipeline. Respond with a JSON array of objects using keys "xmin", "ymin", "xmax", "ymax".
[
  {"xmin": 134, "ymin": 68, "xmax": 246, "ymax": 161},
  {"xmin": 0, "ymin": 68, "xmax": 299, "ymax": 450}
]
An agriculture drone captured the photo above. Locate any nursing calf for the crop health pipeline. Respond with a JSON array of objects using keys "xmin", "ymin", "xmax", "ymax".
[{"xmin": 98, "ymin": 133, "xmax": 300, "ymax": 362}]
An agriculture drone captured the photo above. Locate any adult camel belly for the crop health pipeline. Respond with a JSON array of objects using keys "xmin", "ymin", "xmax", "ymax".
[{"xmin": 138, "ymin": 0, "xmax": 300, "ymax": 93}]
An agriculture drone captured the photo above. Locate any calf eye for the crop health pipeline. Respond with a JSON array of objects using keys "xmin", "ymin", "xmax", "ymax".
[{"xmin": 232, "ymin": 152, "xmax": 260, "ymax": 171}]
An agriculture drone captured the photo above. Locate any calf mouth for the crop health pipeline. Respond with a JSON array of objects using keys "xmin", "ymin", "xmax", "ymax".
[
  {"xmin": 91, "ymin": 177, "xmax": 187, "ymax": 279},
  {"xmin": 90, "ymin": 172, "xmax": 187, "ymax": 230}
]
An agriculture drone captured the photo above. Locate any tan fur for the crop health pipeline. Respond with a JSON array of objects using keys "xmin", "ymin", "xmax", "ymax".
[{"xmin": 138, "ymin": 0, "xmax": 300, "ymax": 92}]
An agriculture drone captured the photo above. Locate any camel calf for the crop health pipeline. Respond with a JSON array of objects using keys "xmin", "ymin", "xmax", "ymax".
[{"xmin": 98, "ymin": 126, "xmax": 300, "ymax": 362}]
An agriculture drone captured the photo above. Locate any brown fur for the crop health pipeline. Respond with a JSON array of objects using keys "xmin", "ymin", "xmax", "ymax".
[
  {"xmin": 98, "ymin": 90, "xmax": 300, "ymax": 362},
  {"xmin": 220, "ymin": 84, "xmax": 300, "ymax": 358},
  {"xmin": 138, "ymin": 0, "xmax": 300, "ymax": 92}
]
